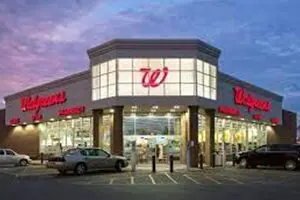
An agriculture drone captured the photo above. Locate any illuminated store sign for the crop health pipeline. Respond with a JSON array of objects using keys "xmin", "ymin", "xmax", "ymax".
[
  {"xmin": 218, "ymin": 105, "xmax": 240, "ymax": 116},
  {"xmin": 271, "ymin": 118, "xmax": 279, "ymax": 124},
  {"xmin": 233, "ymin": 86, "xmax": 271, "ymax": 112},
  {"xmin": 20, "ymin": 91, "xmax": 67, "ymax": 112},
  {"xmin": 140, "ymin": 67, "xmax": 169, "ymax": 88},
  {"xmin": 252, "ymin": 114, "xmax": 263, "ymax": 120},
  {"xmin": 9, "ymin": 117, "xmax": 20, "ymax": 125},
  {"xmin": 58, "ymin": 106, "xmax": 86, "ymax": 116}
]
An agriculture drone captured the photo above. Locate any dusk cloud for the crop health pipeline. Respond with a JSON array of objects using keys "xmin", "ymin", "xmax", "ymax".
[{"xmin": 1, "ymin": 0, "xmax": 300, "ymax": 115}]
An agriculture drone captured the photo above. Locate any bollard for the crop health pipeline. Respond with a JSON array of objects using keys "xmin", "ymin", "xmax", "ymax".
[
  {"xmin": 152, "ymin": 155, "xmax": 156, "ymax": 173},
  {"xmin": 170, "ymin": 155, "xmax": 174, "ymax": 173},
  {"xmin": 232, "ymin": 153, "xmax": 236, "ymax": 167},
  {"xmin": 40, "ymin": 153, "xmax": 44, "ymax": 165},
  {"xmin": 212, "ymin": 153, "xmax": 216, "ymax": 168},
  {"xmin": 199, "ymin": 154, "xmax": 203, "ymax": 169}
]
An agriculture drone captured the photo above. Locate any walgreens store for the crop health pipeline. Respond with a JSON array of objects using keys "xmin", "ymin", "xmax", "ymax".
[{"xmin": 0, "ymin": 39, "xmax": 296, "ymax": 167}]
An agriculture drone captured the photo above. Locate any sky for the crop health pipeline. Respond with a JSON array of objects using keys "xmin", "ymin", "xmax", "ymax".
[{"xmin": 1, "ymin": 0, "xmax": 300, "ymax": 114}]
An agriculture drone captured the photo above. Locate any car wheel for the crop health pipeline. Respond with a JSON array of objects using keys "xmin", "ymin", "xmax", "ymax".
[
  {"xmin": 74, "ymin": 163, "xmax": 87, "ymax": 175},
  {"xmin": 284, "ymin": 160, "xmax": 296, "ymax": 171},
  {"xmin": 19, "ymin": 159, "xmax": 28, "ymax": 166},
  {"xmin": 115, "ymin": 161, "xmax": 123, "ymax": 172},
  {"xmin": 239, "ymin": 158, "xmax": 248, "ymax": 168}
]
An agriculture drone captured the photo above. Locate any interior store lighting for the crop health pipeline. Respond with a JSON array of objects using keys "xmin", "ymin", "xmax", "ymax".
[
  {"xmin": 50, "ymin": 118, "xmax": 55, "ymax": 121},
  {"xmin": 174, "ymin": 105, "xmax": 180, "ymax": 109}
]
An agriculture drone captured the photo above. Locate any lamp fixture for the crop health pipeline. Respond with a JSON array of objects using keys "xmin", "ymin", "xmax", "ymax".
[
  {"xmin": 174, "ymin": 105, "xmax": 180, "ymax": 109},
  {"xmin": 50, "ymin": 118, "xmax": 55, "ymax": 121}
]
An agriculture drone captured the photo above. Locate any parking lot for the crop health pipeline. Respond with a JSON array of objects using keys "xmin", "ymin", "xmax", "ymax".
[{"xmin": 1, "ymin": 165, "xmax": 300, "ymax": 186}]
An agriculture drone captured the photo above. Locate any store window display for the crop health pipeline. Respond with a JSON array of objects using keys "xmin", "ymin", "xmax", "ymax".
[
  {"xmin": 39, "ymin": 117, "xmax": 93, "ymax": 155},
  {"xmin": 123, "ymin": 115, "xmax": 181, "ymax": 162},
  {"xmin": 215, "ymin": 118, "xmax": 268, "ymax": 163}
]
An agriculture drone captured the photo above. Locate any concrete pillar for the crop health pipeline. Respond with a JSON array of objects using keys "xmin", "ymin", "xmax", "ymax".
[
  {"xmin": 92, "ymin": 109, "xmax": 103, "ymax": 148},
  {"xmin": 205, "ymin": 109, "xmax": 215, "ymax": 167},
  {"xmin": 111, "ymin": 106, "xmax": 123, "ymax": 156},
  {"xmin": 188, "ymin": 106, "xmax": 199, "ymax": 168},
  {"xmin": 180, "ymin": 112, "xmax": 188, "ymax": 164}
]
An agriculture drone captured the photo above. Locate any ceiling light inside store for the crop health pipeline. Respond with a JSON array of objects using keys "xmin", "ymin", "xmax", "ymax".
[
  {"xmin": 170, "ymin": 109, "xmax": 176, "ymax": 112},
  {"xmin": 109, "ymin": 109, "xmax": 114, "ymax": 113},
  {"xmin": 174, "ymin": 105, "xmax": 180, "ymax": 109},
  {"xmin": 152, "ymin": 106, "xmax": 158, "ymax": 109}
]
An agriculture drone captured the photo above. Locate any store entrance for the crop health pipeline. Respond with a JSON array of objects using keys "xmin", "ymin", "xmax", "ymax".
[{"xmin": 123, "ymin": 106, "xmax": 184, "ymax": 165}]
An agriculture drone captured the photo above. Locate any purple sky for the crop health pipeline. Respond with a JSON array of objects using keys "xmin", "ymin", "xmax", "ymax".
[{"xmin": 1, "ymin": 0, "xmax": 300, "ymax": 114}]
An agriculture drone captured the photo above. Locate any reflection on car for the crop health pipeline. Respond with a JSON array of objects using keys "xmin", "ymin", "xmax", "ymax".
[
  {"xmin": 46, "ymin": 147, "xmax": 129, "ymax": 175},
  {"xmin": 235, "ymin": 144, "xmax": 300, "ymax": 171}
]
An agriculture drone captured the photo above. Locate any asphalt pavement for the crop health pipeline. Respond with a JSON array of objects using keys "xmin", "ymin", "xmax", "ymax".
[{"xmin": 1, "ymin": 166, "xmax": 300, "ymax": 200}]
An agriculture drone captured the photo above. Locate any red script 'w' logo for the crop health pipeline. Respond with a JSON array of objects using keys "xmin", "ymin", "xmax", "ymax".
[{"xmin": 140, "ymin": 67, "xmax": 169, "ymax": 88}]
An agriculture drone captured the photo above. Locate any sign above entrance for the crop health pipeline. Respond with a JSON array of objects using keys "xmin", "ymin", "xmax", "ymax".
[
  {"xmin": 233, "ymin": 86, "xmax": 271, "ymax": 112},
  {"xmin": 20, "ymin": 91, "xmax": 67, "ymax": 112},
  {"xmin": 218, "ymin": 105, "xmax": 240, "ymax": 116},
  {"xmin": 140, "ymin": 67, "xmax": 169, "ymax": 88},
  {"xmin": 58, "ymin": 105, "xmax": 86, "ymax": 116}
]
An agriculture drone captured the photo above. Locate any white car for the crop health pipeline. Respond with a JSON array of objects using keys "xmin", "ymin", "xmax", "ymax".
[{"xmin": 0, "ymin": 149, "xmax": 32, "ymax": 166}]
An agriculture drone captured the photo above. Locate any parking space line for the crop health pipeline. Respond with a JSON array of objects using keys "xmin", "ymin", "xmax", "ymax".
[
  {"xmin": 164, "ymin": 172, "xmax": 178, "ymax": 184},
  {"xmin": 109, "ymin": 178, "xmax": 115, "ymax": 185},
  {"xmin": 204, "ymin": 175, "xmax": 221, "ymax": 184},
  {"xmin": 148, "ymin": 174, "xmax": 156, "ymax": 184},
  {"xmin": 183, "ymin": 174, "xmax": 200, "ymax": 184},
  {"xmin": 130, "ymin": 176, "xmax": 135, "ymax": 184},
  {"xmin": 227, "ymin": 177, "xmax": 244, "ymax": 184}
]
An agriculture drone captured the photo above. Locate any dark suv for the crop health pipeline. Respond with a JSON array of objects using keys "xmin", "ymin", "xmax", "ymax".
[{"xmin": 235, "ymin": 144, "xmax": 300, "ymax": 171}]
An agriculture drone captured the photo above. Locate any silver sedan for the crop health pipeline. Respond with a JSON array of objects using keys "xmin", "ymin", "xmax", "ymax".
[{"xmin": 46, "ymin": 148, "xmax": 129, "ymax": 175}]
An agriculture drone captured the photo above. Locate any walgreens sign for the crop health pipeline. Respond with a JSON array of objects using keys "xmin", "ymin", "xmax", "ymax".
[
  {"xmin": 233, "ymin": 86, "xmax": 271, "ymax": 112},
  {"xmin": 20, "ymin": 91, "xmax": 67, "ymax": 112}
]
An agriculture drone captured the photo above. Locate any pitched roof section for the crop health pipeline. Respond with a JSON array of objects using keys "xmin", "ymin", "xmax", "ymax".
[{"xmin": 87, "ymin": 38, "xmax": 221, "ymax": 59}]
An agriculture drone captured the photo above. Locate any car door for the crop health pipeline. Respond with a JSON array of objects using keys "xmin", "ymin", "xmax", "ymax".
[
  {"xmin": 4, "ymin": 149, "xmax": 18, "ymax": 165},
  {"xmin": 83, "ymin": 149, "xmax": 101, "ymax": 170},
  {"xmin": 94, "ymin": 149, "xmax": 109, "ymax": 169},
  {"xmin": 0, "ymin": 149, "xmax": 6, "ymax": 165},
  {"xmin": 251, "ymin": 145, "xmax": 270, "ymax": 166}
]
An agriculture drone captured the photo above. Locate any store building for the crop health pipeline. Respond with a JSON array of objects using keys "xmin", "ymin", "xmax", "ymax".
[{"xmin": 0, "ymin": 39, "xmax": 297, "ymax": 167}]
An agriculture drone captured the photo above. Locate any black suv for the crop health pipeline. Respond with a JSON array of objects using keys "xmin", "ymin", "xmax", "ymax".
[{"xmin": 235, "ymin": 144, "xmax": 300, "ymax": 171}]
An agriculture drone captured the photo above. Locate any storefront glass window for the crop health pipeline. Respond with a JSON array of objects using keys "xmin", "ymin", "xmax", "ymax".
[
  {"xmin": 165, "ymin": 58, "xmax": 180, "ymax": 70},
  {"xmin": 40, "ymin": 117, "xmax": 93, "ymax": 155},
  {"xmin": 198, "ymin": 113, "xmax": 206, "ymax": 154},
  {"xmin": 101, "ymin": 115, "xmax": 112, "ymax": 152},
  {"xmin": 92, "ymin": 58, "xmax": 217, "ymax": 100},
  {"xmin": 123, "ymin": 115, "xmax": 181, "ymax": 161},
  {"xmin": 215, "ymin": 117, "xmax": 268, "ymax": 163}
]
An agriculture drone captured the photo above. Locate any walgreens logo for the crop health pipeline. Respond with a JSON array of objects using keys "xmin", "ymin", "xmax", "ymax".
[
  {"xmin": 20, "ymin": 91, "xmax": 67, "ymax": 112},
  {"xmin": 233, "ymin": 86, "xmax": 271, "ymax": 112}
]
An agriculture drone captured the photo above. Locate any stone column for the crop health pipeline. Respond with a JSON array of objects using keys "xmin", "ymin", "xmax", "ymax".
[
  {"xmin": 92, "ymin": 109, "xmax": 103, "ymax": 148},
  {"xmin": 205, "ymin": 109, "xmax": 215, "ymax": 167},
  {"xmin": 188, "ymin": 106, "xmax": 199, "ymax": 168},
  {"xmin": 111, "ymin": 106, "xmax": 123, "ymax": 156}
]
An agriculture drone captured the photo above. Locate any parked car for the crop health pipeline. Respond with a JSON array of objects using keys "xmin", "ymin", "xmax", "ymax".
[
  {"xmin": 235, "ymin": 144, "xmax": 300, "ymax": 171},
  {"xmin": 46, "ymin": 147, "xmax": 129, "ymax": 175},
  {"xmin": 0, "ymin": 148, "xmax": 32, "ymax": 166}
]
